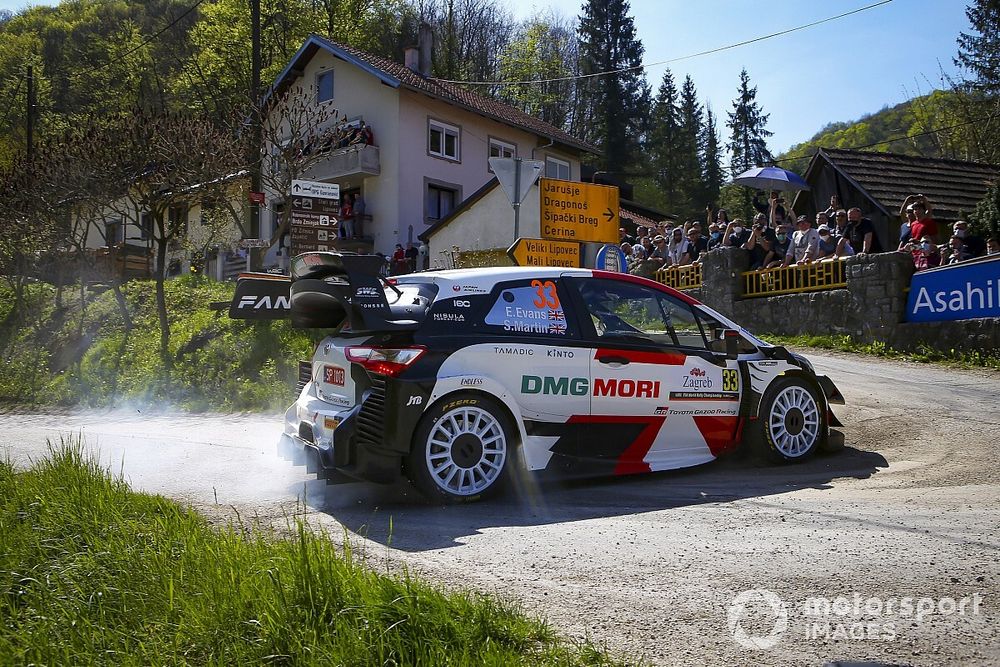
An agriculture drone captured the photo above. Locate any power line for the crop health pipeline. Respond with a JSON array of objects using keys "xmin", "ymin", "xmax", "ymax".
[{"xmin": 435, "ymin": 0, "xmax": 894, "ymax": 86}]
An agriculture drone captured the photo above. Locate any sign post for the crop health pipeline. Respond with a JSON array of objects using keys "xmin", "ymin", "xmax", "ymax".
[
  {"xmin": 289, "ymin": 180, "xmax": 340, "ymax": 257},
  {"xmin": 507, "ymin": 238, "xmax": 581, "ymax": 268},
  {"xmin": 539, "ymin": 178, "xmax": 619, "ymax": 244},
  {"xmin": 490, "ymin": 157, "xmax": 544, "ymax": 242}
]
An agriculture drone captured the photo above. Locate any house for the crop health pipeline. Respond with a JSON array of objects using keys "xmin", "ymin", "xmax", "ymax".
[
  {"xmin": 418, "ymin": 177, "xmax": 671, "ymax": 268},
  {"xmin": 794, "ymin": 148, "xmax": 999, "ymax": 248},
  {"xmin": 259, "ymin": 32, "xmax": 596, "ymax": 266}
]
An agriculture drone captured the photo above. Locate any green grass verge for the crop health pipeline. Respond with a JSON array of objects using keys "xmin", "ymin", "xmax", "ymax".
[
  {"xmin": 0, "ymin": 442, "xmax": 625, "ymax": 666},
  {"xmin": 0, "ymin": 277, "xmax": 321, "ymax": 410},
  {"xmin": 761, "ymin": 333, "xmax": 1000, "ymax": 371}
]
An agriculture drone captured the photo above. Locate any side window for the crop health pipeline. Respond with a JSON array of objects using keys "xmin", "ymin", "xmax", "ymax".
[
  {"xmin": 545, "ymin": 156, "xmax": 570, "ymax": 180},
  {"xmin": 571, "ymin": 277, "xmax": 708, "ymax": 349},
  {"xmin": 481, "ymin": 279, "xmax": 576, "ymax": 338},
  {"xmin": 317, "ymin": 70, "xmax": 334, "ymax": 103},
  {"xmin": 696, "ymin": 311, "xmax": 758, "ymax": 354}
]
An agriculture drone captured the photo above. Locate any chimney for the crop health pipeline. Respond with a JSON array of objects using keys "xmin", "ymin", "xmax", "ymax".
[
  {"xmin": 418, "ymin": 22, "xmax": 433, "ymax": 77},
  {"xmin": 404, "ymin": 47, "xmax": 420, "ymax": 73}
]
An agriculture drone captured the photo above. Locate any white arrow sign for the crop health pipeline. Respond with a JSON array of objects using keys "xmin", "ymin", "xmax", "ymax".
[{"xmin": 291, "ymin": 179, "xmax": 340, "ymax": 200}]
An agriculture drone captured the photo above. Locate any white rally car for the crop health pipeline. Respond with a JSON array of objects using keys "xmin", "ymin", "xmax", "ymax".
[{"xmin": 230, "ymin": 252, "xmax": 845, "ymax": 502}]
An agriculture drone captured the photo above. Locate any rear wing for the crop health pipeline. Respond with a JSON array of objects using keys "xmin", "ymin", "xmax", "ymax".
[{"xmin": 228, "ymin": 252, "xmax": 429, "ymax": 331}]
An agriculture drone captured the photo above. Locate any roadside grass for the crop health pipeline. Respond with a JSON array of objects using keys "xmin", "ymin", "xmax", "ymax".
[
  {"xmin": 0, "ymin": 278, "xmax": 320, "ymax": 411},
  {"xmin": 761, "ymin": 333, "xmax": 1000, "ymax": 371},
  {"xmin": 0, "ymin": 441, "xmax": 626, "ymax": 666}
]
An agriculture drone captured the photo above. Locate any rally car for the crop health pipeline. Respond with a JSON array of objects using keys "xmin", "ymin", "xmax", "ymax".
[{"xmin": 230, "ymin": 252, "xmax": 845, "ymax": 502}]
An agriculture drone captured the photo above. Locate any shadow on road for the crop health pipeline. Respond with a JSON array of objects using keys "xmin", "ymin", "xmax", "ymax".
[{"xmin": 285, "ymin": 442, "xmax": 888, "ymax": 552}]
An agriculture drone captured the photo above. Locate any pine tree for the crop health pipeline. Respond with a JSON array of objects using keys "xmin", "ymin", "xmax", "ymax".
[
  {"xmin": 702, "ymin": 105, "xmax": 724, "ymax": 209},
  {"xmin": 956, "ymin": 0, "xmax": 1000, "ymax": 95},
  {"xmin": 727, "ymin": 68, "xmax": 773, "ymax": 176},
  {"xmin": 577, "ymin": 0, "xmax": 647, "ymax": 173},
  {"xmin": 647, "ymin": 69, "xmax": 681, "ymax": 211},
  {"xmin": 676, "ymin": 74, "xmax": 704, "ymax": 218}
]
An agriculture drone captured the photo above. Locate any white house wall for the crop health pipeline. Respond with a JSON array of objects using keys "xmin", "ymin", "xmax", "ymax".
[
  {"xmin": 426, "ymin": 182, "xmax": 545, "ymax": 262},
  {"xmin": 395, "ymin": 89, "xmax": 579, "ymax": 252}
]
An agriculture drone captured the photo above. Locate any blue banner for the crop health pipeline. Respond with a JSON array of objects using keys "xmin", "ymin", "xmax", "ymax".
[{"xmin": 906, "ymin": 255, "xmax": 1000, "ymax": 322}]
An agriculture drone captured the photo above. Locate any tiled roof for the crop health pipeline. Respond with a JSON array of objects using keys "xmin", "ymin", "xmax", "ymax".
[
  {"xmin": 816, "ymin": 148, "xmax": 999, "ymax": 224},
  {"xmin": 274, "ymin": 35, "xmax": 596, "ymax": 155}
]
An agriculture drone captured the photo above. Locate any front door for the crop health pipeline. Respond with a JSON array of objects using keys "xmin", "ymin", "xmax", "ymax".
[{"xmin": 565, "ymin": 276, "xmax": 743, "ymax": 474}]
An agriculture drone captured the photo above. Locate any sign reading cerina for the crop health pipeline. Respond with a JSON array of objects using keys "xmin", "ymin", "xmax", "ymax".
[{"xmin": 521, "ymin": 375, "xmax": 661, "ymax": 398}]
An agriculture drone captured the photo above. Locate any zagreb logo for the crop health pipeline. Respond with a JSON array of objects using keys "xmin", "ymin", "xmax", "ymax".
[
  {"xmin": 683, "ymin": 368, "xmax": 713, "ymax": 389},
  {"xmin": 727, "ymin": 589, "xmax": 788, "ymax": 650}
]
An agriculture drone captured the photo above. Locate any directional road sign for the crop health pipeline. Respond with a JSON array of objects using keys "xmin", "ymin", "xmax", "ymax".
[
  {"xmin": 539, "ymin": 178, "xmax": 618, "ymax": 244},
  {"xmin": 507, "ymin": 237, "xmax": 581, "ymax": 268},
  {"xmin": 291, "ymin": 179, "xmax": 340, "ymax": 200}
]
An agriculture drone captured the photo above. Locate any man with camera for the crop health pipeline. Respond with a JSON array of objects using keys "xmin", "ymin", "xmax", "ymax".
[{"xmin": 742, "ymin": 214, "xmax": 777, "ymax": 270}]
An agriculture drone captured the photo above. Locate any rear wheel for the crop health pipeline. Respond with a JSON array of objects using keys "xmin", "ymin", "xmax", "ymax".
[
  {"xmin": 407, "ymin": 393, "xmax": 514, "ymax": 502},
  {"xmin": 757, "ymin": 378, "xmax": 824, "ymax": 463}
]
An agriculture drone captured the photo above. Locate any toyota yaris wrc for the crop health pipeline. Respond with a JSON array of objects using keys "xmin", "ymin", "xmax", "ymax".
[{"xmin": 230, "ymin": 252, "xmax": 845, "ymax": 502}]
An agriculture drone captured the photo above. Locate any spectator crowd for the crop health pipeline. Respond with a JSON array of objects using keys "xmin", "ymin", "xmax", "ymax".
[{"xmin": 620, "ymin": 191, "xmax": 999, "ymax": 278}]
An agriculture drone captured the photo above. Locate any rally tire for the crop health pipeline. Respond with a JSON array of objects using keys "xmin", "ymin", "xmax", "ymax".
[
  {"xmin": 756, "ymin": 378, "xmax": 824, "ymax": 463},
  {"xmin": 407, "ymin": 393, "xmax": 516, "ymax": 503}
]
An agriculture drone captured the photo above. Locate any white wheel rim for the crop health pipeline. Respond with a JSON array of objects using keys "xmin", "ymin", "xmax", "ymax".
[
  {"xmin": 767, "ymin": 385, "xmax": 820, "ymax": 458},
  {"xmin": 425, "ymin": 406, "xmax": 507, "ymax": 496}
]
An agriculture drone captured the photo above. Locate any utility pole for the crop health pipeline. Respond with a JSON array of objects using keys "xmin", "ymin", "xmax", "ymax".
[
  {"xmin": 249, "ymin": 0, "xmax": 262, "ymax": 267},
  {"xmin": 26, "ymin": 65, "xmax": 34, "ymax": 161}
]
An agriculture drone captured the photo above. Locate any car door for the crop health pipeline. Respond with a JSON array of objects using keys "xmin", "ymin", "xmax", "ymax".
[{"xmin": 565, "ymin": 276, "xmax": 743, "ymax": 474}]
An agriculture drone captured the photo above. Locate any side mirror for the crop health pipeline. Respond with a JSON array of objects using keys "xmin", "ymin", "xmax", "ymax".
[{"xmin": 723, "ymin": 329, "xmax": 740, "ymax": 360}]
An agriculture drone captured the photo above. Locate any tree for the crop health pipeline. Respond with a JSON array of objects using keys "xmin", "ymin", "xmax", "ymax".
[
  {"xmin": 957, "ymin": 0, "xmax": 1000, "ymax": 96},
  {"xmin": 676, "ymin": 74, "xmax": 704, "ymax": 219},
  {"xmin": 702, "ymin": 105, "xmax": 724, "ymax": 211},
  {"xmin": 96, "ymin": 111, "xmax": 248, "ymax": 366},
  {"xmin": 254, "ymin": 88, "xmax": 345, "ymax": 242},
  {"xmin": 646, "ymin": 68, "xmax": 681, "ymax": 212},
  {"xmin": 727, "ymin": 68, "xmax": 773, "ymax": 175},
  {"xmin": 498, "ymin": 12, "xmax": 579, "ymax": 130},
  {"xmin": 576, "ymin": 0, "xmax": 646, "ymax": 173},
  {"xmin": 971, "ymin": 178, "xmax": 1000, "ymax": 238}
]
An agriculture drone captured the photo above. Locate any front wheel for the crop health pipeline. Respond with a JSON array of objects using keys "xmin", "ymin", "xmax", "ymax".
[
  {"xmin": 407, "ymin": 393, "xmax": 514, "ymax": 502},
  {"xmin": 757, "ymin": 378, "xmax": 824, "ymax": 463}
]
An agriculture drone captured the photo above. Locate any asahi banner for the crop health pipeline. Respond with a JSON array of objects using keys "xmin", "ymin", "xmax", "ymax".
[{"xmin": 906, "ymin": 255, "xmax": 1000, "ymax": 322}]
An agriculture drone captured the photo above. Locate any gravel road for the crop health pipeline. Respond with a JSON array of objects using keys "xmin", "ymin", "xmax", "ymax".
[{"xmin": 2, "ymin": 350, "xmax": 998, "ymax": 666}]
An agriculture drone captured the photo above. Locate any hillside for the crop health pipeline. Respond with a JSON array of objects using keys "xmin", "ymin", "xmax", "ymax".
[{"xmin": 778, "ymin": 89, "xmax": 983, "ymax": 173}]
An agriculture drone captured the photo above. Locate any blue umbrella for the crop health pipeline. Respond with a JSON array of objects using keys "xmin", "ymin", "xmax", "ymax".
[{"xmin": 731, "ymin": 166, "xmax": 810, "ymax": 191}]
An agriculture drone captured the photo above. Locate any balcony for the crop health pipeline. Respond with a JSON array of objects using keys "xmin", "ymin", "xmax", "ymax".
[{"xmin": 306, "ymin": 144, "xmax": 381, "ymax": 182}]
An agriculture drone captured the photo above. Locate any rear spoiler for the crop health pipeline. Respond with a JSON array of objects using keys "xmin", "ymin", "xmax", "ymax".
[{"xmin": 228, "ymin": 252, "xmax": 422, "ymax": 331}]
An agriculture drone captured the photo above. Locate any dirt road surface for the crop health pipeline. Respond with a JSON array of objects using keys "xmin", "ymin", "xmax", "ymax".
[{"xmin": 2, "ymin": 350, "xmax": 998, "ymax": 666}]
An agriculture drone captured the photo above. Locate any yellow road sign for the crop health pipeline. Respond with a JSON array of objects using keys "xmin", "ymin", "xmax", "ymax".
[
  {"xmin": 507, "ymin": 237, "xmax": 581, "ymax": 268},
  {"xmin": 539, "ymin": 178, "xmax": 619, "ymax": 243}
]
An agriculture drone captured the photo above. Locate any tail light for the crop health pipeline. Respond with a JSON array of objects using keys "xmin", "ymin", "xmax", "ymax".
[{"xmin": 345, "ymin": 345, "xmax": 426, "ymax": 377}]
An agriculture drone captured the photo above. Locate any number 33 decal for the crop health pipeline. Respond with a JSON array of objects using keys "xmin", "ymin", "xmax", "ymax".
[
  {"xmin": 722, "ymin": 369, "xmax": 739, "ymax": 392},
  {"xmin": 531, "ymin": 280, "xmax": 560, "ymax": 309}
]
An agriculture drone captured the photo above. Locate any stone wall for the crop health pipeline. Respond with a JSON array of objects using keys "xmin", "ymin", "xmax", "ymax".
[{"xmin": 675, "ymin": 247, "xmax": 1000, "ymax": 354}]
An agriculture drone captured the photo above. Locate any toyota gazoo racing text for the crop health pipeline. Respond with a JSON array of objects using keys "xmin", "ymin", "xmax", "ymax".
[{"xmin": 229, "ymin": 252, "xmax": 846, "ymax": 502}]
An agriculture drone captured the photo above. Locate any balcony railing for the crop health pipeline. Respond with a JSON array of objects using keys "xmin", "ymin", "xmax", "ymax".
[
  {"xmin": 742, "ymin": 259, "xmax": 847, "ymax": 298},
  {"xmin": 654, "ymin": 264, "xmax": 703, "ymax": 290},
  {"xmin": 305, "ymin": 144, "xmax": 380, "ymax": 181}
]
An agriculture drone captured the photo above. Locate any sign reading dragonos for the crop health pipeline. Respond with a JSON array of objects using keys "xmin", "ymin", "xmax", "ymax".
[
  {"xmin": 539, "ymin": 178, "xmax": 619, "ymax": 244},
  {"xmin": 507, "ymin": 237, "xmax": 581, "ymax": 268}
]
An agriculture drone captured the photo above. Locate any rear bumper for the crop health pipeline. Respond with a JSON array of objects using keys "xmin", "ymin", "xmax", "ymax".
[{"xmin": 284, "ymin": 382, "xmax": 403, "ymax": 484}]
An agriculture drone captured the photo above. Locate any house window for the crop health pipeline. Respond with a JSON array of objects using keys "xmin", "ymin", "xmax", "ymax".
[
  {"xmin": 139, "ymin": 212, "xmax": 152, "ymax": 240},
  {"xmin": 317, "ymin": 70, "xmax": 334, "ymax": 103},
  {"xmin": 489, "ymin": 138, "xmax": 516, "ymax": 161},
  {"xmin": 426, "ymin": 184, "xmax": 457, "ymax": 222},
  {"xmin": 168, "ymin": 206, "xmax": 187, "ymax": 235},
  {"xmin": 105, "ymin": 217, "xmax": 122, "ymax": 245},
  {"xmin": 545, "ymin": 156, "xmax": 571, "ymax": 181},
  {"xmin": 428, "ymin": 119, "xmax": 460, "ymax": 161}
]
